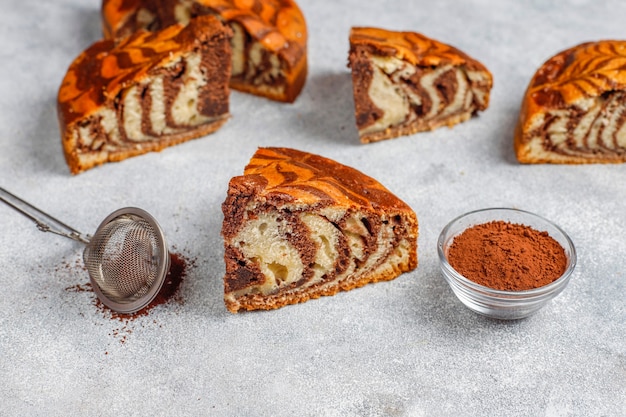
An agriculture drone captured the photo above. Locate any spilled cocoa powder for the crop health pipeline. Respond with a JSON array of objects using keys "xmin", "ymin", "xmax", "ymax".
[
  {"xmin": 97, "ymin": 252, "xmax": 190, "ymax": 321},
  {"xmin": 66, "ymin": 251, "xmax": 190, "ymax": 317},
  {"xmin": 64, "ymin": 251, "xmax": 193, "ymax": 344}
]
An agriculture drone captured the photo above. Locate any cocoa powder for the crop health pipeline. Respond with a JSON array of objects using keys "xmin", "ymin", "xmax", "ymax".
[{"xmin": 446, "ymin": 220, "xmax": 567, "ymax": 291}]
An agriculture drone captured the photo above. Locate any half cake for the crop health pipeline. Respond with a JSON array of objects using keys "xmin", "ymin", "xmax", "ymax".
[
  {"xmin": 515, "ymin": 40, "xmax": 626, "ymax": 164},
  {"xmin": 221, "ymin": 147, "xmax": 419, "ymax": 313},
  {"xmin": 101, "ymin": 0, "xmax": 308, "ymax": 103},
  {"xmin": 348, "ymin": 27, "xmax": 493, "ymax": 143},
  {"xmin": 57, "ymin": 15, "xmax": 232, "ymax": 174}
]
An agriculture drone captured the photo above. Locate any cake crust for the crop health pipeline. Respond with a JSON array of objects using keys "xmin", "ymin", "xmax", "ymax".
[
  {"xmin": 58, "ymin": 15, "xmax": 232, "ymax": 174},
  {"xmin": 101, "ymin": 0, "xmax": 308, "ymax": 103},
  {"xmin": 221, "ymin": 147, "xmax": 418, "ymax": 312},
  {"xmin": 348, "ymin": 27, "xmax": 493, "ymax": 143},
  {"xmin": 515, "ymin": 40, "xmax": 626, "ymax": 164}
]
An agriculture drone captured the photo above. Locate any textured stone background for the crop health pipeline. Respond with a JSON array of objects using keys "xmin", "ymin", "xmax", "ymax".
[{"xmin": 0, "ymin": 0, "xmax": 624, "ymax": 415}]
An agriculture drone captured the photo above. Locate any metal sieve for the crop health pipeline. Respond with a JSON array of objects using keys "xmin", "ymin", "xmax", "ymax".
[{"xmin": 0, "ymin": 187, "xmax": 170, "ymax": 314}]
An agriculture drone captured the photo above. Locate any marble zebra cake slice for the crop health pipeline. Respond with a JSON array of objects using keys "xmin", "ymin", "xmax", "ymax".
[
  {"xmin": 57, "ymin": 15, "xmax": 231, "ymax": 174},
  {"xmin": 348, "ymin": 27, "xmax": 493, "ymax": 143},
  {"xmin": 101, "ymin": 0, "xmax": 308, "ymax": 103},
  {"xmin": 221, "ymin": 147, "xmax": 419, "ymax": 312},
  {"xmin": 515, "ymin": 40, "xmax": 626, "ymax": 164}
]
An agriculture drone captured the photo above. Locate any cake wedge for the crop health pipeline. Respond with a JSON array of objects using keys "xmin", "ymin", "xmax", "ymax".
[
  {"xmin": 348, "ymin": 27, "xmax": 493, "ymax": 143},
  {"xmin": 515, "ymin": 40, "xmax": 626, "ymax": 164},
  {"xmin": 57, "ymin": 15, "xmax": 232, "ymax": 174},
  {"xmin": 221, "ymin": 147, "xmax": 418, "ymax": 312}
]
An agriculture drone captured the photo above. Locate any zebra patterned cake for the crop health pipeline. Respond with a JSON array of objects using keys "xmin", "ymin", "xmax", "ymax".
[
  {"xmin": 221, "ymin": 147, "xmax": 418, "ymax": 313},
  {"xmin": 348, "ymin": 27, "xmax": 493, "ymax": 143},
  {"xmin": 57, "ymin": 15, "xmax": 231, "ymax": 174},
  {"xmin": 515, "ymin": 40, "xmax": 626, "ymax": 164},
  {"xmin": 101, "ymin": 0, "xmax": 308, "ymax": 103}
]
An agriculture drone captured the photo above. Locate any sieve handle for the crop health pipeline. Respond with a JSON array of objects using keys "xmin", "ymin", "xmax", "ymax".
[{"xmin": 0, "ymin": 187, "xmax": 90, "ymax": 244}]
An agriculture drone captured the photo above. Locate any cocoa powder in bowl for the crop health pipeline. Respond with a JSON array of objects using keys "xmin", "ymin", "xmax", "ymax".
[{"xmin": 446, "ymin": 220, "xmax": 567, "ymax": 291}]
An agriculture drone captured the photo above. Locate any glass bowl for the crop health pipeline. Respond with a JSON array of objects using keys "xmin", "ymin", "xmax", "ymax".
[{"xmin": 437, "ymin": 208, "xmax": 577, "ymax": 320}]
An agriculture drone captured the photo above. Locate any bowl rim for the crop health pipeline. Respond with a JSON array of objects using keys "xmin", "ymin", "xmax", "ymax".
[{"xmin": 437, "ymin": 207, "xmax": 577, "ymax": 298}]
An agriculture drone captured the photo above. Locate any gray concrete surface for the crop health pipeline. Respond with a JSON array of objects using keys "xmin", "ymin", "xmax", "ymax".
[{"xmin": 0, "ymin": 0, "xmax": 624, "ymax": 415}]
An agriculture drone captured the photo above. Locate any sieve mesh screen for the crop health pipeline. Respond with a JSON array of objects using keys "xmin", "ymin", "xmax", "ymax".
[
  {"xmin": 1, "ymin": 187, "xmax": 169, "ymax": 313},
  {"xmin": 84, "ymin": 214, "xmax": 160, "ymax": 303}
]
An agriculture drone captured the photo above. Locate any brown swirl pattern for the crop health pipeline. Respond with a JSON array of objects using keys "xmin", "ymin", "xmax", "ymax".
[
  {"xmin": 242, "ymin": 147, "xmax": 414, "ymax": 210},
  {"xmin": 58, "ymin": 15, "xmax": 231, "ymax": 174},
  {"xmin": 349, "ymin": 27, "xmax": 486, "ymax": 70},
  {"xmin": 348, "ymin": 27, "xmax": 493, "ymax": 143},
  {"xmin": 102, "ymin": 0, "xmax": 308, "ymax": 102},
  {"xmin": 221, "ymin": 147, "xmax": 419, "ymax": 312},
  {"xmin": 515, "ymin": 40, "xmax": 626, "ymax": 164}
]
